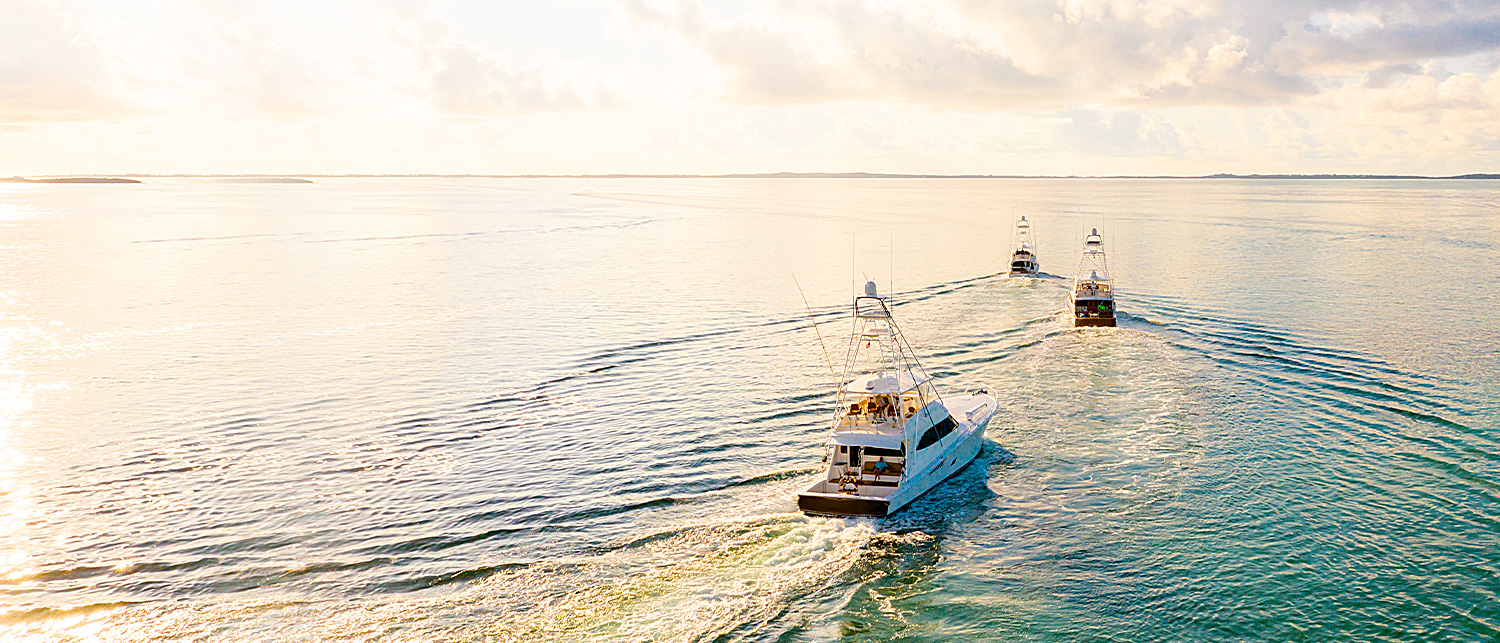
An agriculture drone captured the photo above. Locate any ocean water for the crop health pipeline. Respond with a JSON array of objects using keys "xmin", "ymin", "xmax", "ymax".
[{"xmin": 0, "ymin": 177, "xmax": 1497, "ymax": 641}]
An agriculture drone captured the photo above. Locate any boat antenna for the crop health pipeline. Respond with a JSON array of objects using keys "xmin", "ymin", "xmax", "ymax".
[
  {"xmin": 888, "ymin": 229, "xmax": 894, "ymax": 308},
  {"xmin": 792, "ymin": 273, "xmax": 838, "ymax": 392},
  {"xmin": 851, "ymin": 232, "xmax": 856, "ymax": 302},
  {"xmin": 1106, "ymin": 216, "xmax": 1114, "ymax": 275},
  {"xmin": 1071, "ymin": 217, "xmax": 1081, "ymax": 280},
  {"xmin": 885, "ymin": 306, "xmax": 943, "ymax": 408}
]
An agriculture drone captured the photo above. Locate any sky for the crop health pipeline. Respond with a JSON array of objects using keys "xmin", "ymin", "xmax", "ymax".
[{"xmin": 2, "ymin": 0, "xmax": 1498, "ymax": 176}]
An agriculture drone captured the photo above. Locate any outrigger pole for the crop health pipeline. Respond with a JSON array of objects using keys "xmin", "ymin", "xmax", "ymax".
[{"xmin": 792, "ymin": 273, "xmax": 838, "ymax": 394}]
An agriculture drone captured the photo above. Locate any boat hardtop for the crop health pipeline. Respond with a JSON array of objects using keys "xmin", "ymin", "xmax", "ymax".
[
  {"xmin": 841, "ymin": 371, "xmax": 932, "ymax": 395},
  {"xmin": 1071, "ymin": 228, "xmax": 1116, "ymax": 327},
  {"xmin": 798, "ymin": 281, "xmax": 998, "ymax": 517}
]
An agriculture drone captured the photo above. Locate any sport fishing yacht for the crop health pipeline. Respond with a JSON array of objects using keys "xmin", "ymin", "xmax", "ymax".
[
  {"xmin": 1071, "ymin": 228, "xmax": 1115, "ymax": 327},
  {"xmin": 798, "ymin": 281, "xmax": 998, "ymax": 517},
  {"xmin": 1008, "ymin": 216, "xmax": 1039, "ymax": 276}
]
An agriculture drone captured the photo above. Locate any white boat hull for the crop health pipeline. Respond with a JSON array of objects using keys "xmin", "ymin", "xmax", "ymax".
[{"xmin": 798, "ymin": 400, "xmax": 995, "ymax": 517}]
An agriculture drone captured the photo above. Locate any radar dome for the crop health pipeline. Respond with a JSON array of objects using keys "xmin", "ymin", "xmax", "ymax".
[
  {"xmin": 864, "ymin": 281, "xmax": 878, "ymax": 296},
  {"xmin": 1091, "ymin": 227, "xmax": 1098, "ymax": 235}
]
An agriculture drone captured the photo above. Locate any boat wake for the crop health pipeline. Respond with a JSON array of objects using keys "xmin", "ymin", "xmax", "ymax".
[{"xmin": 10, "ymin": 263, "xmax": 1494, "ymax": 643}]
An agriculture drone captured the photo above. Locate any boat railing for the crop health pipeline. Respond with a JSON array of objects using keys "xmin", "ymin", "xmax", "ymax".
[
  {"xmin": 1073, "ymin": 282, "xmax": 1111, "ymax": 296},
  {"xmin": 834, "ymin": 415, "xmax": 903, "ymax": 435},
  {"xmin": 965, "ymin": 384, "xmax": 997, "ymax": 398},
  {"xmin": 961, "ymin": 385, "xmax": 997, "ymax": 423}
]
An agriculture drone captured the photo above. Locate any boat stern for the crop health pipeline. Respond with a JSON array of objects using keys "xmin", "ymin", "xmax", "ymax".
[
  {"xmin": 797, "ymin": 491, "xmax": 890, "ymax": 517},
  {"xmin": 1074, "ymin": 315, "xmax": 1116, "ymax": 327}
]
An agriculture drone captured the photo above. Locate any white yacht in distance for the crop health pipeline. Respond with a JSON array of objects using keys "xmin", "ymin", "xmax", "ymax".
[
  {"xmin": 798, "ymin": 281, "xmax": 998, "ymax": 517},
  {"xmin": 1008, "ymin": 216, "xmax": 1039, "ymax": 276},
  {"xmin": 1071, "ymin": 228, "xmax": 1116, "ymax": 327}
]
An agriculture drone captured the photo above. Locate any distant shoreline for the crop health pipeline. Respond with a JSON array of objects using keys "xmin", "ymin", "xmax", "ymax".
[
  {"xmin": 2, "ymin": 176, "xmax": 142, "ymax": 184},
  {"xmin": 7, "ymin": 172, "xmax": 1498, "ymax": 181},
  {"xmin": 117, "ymin": 172, "xmax": 1500, "ymax": 180}
]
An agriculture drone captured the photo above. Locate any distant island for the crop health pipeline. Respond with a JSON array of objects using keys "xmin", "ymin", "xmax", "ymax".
[
  {"xmin": 232, "ymin": 172, "xmax": 1497, "ymax": 179},
  {"xmin": 2, "ymin": 176, "xmax": 141, "ymax": 184},
  {"xmin": 215, "ymin": 177, "xmax": 315, "ymax": 184},
  {"xmin": 571, "ymin": 172, "xmax": 1500, "ymax": 179},
  {"xmin": 1201, "ymin": 173, "xmax": 1500, "ymax": 180},
  {"xmin": 209, "ymin": 172, "xmax": 1500, "ymax": 180}
]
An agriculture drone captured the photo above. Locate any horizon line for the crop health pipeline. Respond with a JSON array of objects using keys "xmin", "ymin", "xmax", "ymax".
[{"xmin": 9, "ymin": 172, "xmax": 1500, "ymax": 180}]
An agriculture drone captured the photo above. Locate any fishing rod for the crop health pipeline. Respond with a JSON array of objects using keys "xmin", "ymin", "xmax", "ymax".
[{"xmin": 792, "ymin": 273, "xmax": 838, "ymax": 394}]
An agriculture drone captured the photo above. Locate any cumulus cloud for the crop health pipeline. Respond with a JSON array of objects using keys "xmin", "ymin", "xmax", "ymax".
[
  {"xmin": 195, "ymin": 3, "xmax": 345, "ymax": 117},
  {"xmin": 384, "ymin": 5, "xmax": 617, "ymax": 116},
  {"xmin": 423, "ymin": 41, "xmax": 589, "ymax": 115},
  {"xmin": 1051, "ymin": 111, "xmax": 1185, "ymax": 158},
  {"xmin": 1276, "ymin": 12, "xmax": 1500, "ymax": 71},
  {"xmin": 621, "ymin": 0, "xmax": 1055, "ymax": 107},
  {"xmin": 1316, "ymin": 62, "xmax": 1500, "ymax": 154},
  {"xmin": 623, "ymin": 0, "xmax": 1500, "ymax": 109}
]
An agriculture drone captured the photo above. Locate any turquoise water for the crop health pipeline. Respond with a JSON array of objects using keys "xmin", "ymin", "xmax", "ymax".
[{"xmin": 0, "ymin": 178, "xmax": 1496, "ymax": 641}]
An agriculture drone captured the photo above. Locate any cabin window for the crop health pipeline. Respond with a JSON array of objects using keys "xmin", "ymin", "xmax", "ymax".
[
  {"xmin": 916, "ymin": 414, "xmax": 958, "ymax": 450},
  {"xmin": 864, "ymin": 446, "xmax": 905, "ymax": 459},
  {"xmin": 1077, "ymin": 301, "xmax": 1112, "ymax": 316}
]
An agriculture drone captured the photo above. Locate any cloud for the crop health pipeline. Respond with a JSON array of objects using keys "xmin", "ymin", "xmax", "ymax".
[
  {"xmin": 424, "ymin": 41, "xmax": 589, "ymax": 115},
  {"xmin": 1275, "ymin": 13, "xmax": 1500, "ymax": 72},
  {"xmin": 384, "ymin": 5, "xmax": 618, "ymax": 116},
  {"xmin": 1052, "ymin": 111, "xmax": 1185, "ymax": 158},
  {"xmin": 622, "ymin": 0, "xmax": 1500, "ymax": 109},
  {"xmin": 621, "ymin": 0, "xmax": 1055, "ymax": 107},
  {"xmin": 0, "ymin": 0, "xmax": 130, "ymax": 122},
  {"xmin": 194, "ymin": 3, "xmax": 345, "ymax": 117},
  {"xmin": 1, "ymin": 0, "xmax": 1497, "ymax": 174}
]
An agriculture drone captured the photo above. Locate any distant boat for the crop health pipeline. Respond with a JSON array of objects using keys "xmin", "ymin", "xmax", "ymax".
[
  {"xmin": 1071, "ymin": 228, "xmax": 1116, "ymax": 327},
  {"xmin": 1008, "ymin": 216, "xmax": 1039, "ymax": 276},
  {"xmin": 798, "ymin": 281, "xmax": 998, "ymax": 517}
]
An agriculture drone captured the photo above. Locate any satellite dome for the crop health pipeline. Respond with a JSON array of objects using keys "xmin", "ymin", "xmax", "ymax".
[
  {"xmin": 864, "ymin": 280, "xmax": 878, "ymax": 296},
  {"xmin": 1091, "ymin": 227, "xmax": 1099, "ymax": 236}
]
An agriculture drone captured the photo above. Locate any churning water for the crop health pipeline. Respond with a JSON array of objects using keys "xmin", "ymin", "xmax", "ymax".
[{"xmin": 0, "ymin": 178, "xmax": 1496, "ymax": 641}]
